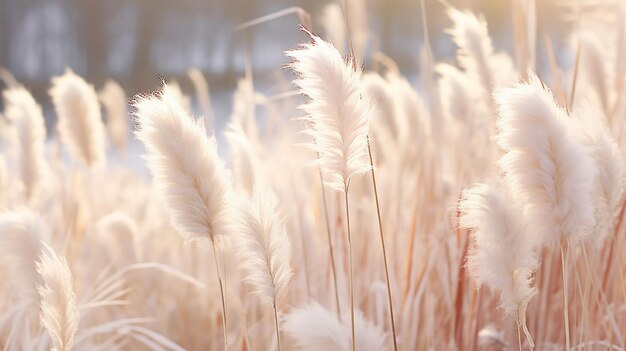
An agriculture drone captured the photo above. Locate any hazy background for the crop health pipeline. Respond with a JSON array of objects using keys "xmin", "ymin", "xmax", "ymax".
[{"xmin": 0, "ymin": 0, "xmax": 573, "ymax": 120}]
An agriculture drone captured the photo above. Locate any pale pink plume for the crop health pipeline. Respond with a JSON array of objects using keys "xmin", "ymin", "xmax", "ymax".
[
  {"xmin": 166, "ymin": 81, "xmax": 192, "ymax": 112},
  {"xmin": 283, "ymin": 302, "xmax": 348, "ymax": 351},
  {"xmin": 224, "ymin": 119, "xmax": 261, "ymax": 196},
  {"xmin": 98, "ymin": 80, "xmax": 129, "ymax": 155},
  {"xmin": 0, "ymin": 210, "xmax": 46, "ymax": 297},
  {"xmin": 575, "ymin": 105, "xmax": 625, "ymax": 247},
  {"xmin": 3, "ymin": 86, "xmax": 49, "ymax": 201},
  {"xmin": 187, "ymin": 67, "xmax": 214, "ymax": 130},
  {"xmin": 234, "ymin": 186, "xmax": 292, "ymax": 303},
  {"xmin": 286, "ymin": 31, "xmax": 372, "ymax": 192},
  {"xmin": 459, "ymin": 183, "xmax": 538, "ymax": 317},
  {"xmin": 49, "ymin": 69, "xmax": 106, "ymax": 167},
  {"xmin": 446, "ymin": 8, "xmax": 515, "ymax": 94},
  {"xmin": 133, "ymin": 83, "xmax": 232, "ymax": 243},
  {"xmin": 37, "ymin": 244, "xmax": 79, "ymax": 351},
  {"xmin": 283, "ymin": 301, "xmax": 387, "ymax": 351},
  {"xmin": 495, "ymin": 72, "xmax": 597, "ymax": 246},
  {"xmin": 230, "ymin": 78, "xmax": 259, "ymax": 144},
  {"xmin": 321, "ymin": 3, "xmax": 346, "ymax": 55}
]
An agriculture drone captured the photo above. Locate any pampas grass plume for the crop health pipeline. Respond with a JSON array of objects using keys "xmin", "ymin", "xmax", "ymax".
[
  {"xmin": 459, "ymin": 183, "xmax": 538, "ymax": 316},
  {"xmin": 98, "ymin": 80, "xmax": 128, "ymax": 155},
  {"xmin": 495, "ymin": 72, "xmax": 597, "ymax": 246},
  {"xmin": 133, "ymin": 83, "xmax": 232, "ymax": 243},
  {"xmin": 37, "ymin": 244, "xmax": 79, "ymax": 351},
  {"xmin": 49, "ymin": 69, "xmax": 106, "ymax": 167},
  {"xmin": 235, "ymin": 186, "xmax": 292, "ymax": 303},
  {"xmin": 3, "ymin": 86, "xmax": 48, "ymax": 201},
  {"xmin": 283, "ymin": 301, "xmax": 387, "ymax": 351},
  {"xmin": 286, "ymin": 31, "xmax": 372, "ymax": 192}
]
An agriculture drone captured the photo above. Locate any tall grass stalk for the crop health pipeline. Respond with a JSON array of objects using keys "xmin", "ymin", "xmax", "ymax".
[
  {"xmin": 211, "ymin": 239, "xmax": 229, "ymax": 349},
  {"xmin": 367, "ymin": 136, "xmax": 398, "ymax": 351},
  {"xmin": 343, "ymin": 184, "xmax": 356, "ymax": 351},
  {"xmin": 317, "ymin": 162, "xmax": 342, "ymax": 318},
  {"xmin": 560, "ymin": 240, "xmax": 571, "ymax": 351}
]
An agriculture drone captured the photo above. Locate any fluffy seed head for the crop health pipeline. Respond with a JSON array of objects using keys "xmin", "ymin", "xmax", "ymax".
[
  {"xmin": 133, "ymin": 83, "xmax": 232, "ymax": 243},
  {"xmin": 287, "ymin": 31, "xmax": 372, "ymax": 192},
  {"xmin": 495, "ymin": 72, "xmax": 597, "ymax": 246},
  {"xmin": 37, "ymin": 244, "xmax": 79, "ymax": 351},
  {"xmin": 49, "ymin": 69, "xmax": 106, "ymax": 167}
]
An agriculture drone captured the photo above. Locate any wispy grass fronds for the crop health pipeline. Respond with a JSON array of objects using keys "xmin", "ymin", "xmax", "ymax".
[
  {"xmin": 287, "ymin": 31, "xmax": 373, "ymax": 351},
  {"xmin": 283, "ymin": 301, "xmax": 387, "ymax": 351},
  {"xmin": 37, "ymin": 244, "xmax": 79, "ymax": 351},
  {"xmin": 133, "ymin": 83, "xmax": 232, "ymax": 243},
  {"xmin": 283, "ymin": 302, "xmax": 348, "ymax": 351},
  {"xmin": 235, "ymin": 186, "xmax": 292, "ymax": 350},
  {"xmin": 3, "ymin": 86, "xmax": 48, "ymax": 201},
  {"xmin": 0, "ymin": 210, "xmax": 46, "ymax": 296},
  {"xmin": 187, "ymin": 68, "xmax": 214, "ymax": 130},
  {"xmin": 49, "ymin": 69, "xmax": 106, "ymax": 167},
  {"xmin": 575, "ymin": 105, "xmax": 625, "ymax": 247},
  {"xmin": 166, "ymin": 81, "xmax": 191, "ymax": 113},
  {"xmin": 321, "ymin": 4, "xmax": 346, "ymax": 55},
  {"xmin": 495, "ymin": 72, "xmax": 596, "ymax": 247},
  {"xmin": 230, "ymin": 78, "xmax": 259, "ymax": 144},
  {"xmin": 286, "ymin": 30, "xmax": 372, "ymax": 192},
  {"xmin": 224, "ymin": 119, "xmax": 261, "ymax": 196},
  {"xmin": 459, "ymin": 183, "xmax": 537, "ymax": 347},
  {"xmin": 133, "ymin": 83, "xmax": 232, "ymax": 348},
  {"xmin": 98, "ymin": 80, "xmax": 128, "ymax": 156},
  {"xmin": 235, "ymin": 186, "xmax": 292, "ymax": 302}
]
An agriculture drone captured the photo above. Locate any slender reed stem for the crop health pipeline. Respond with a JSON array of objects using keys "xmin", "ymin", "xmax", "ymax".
[
  {"xmin": 210, "ymin": 239, "xmax": 228, "ymax": 350},
  {"xmin": 568, "ymin": 40, "xmax": 581, "ymax": 113},
  {"xmin": 517, "ymin": 323, "xmax": 523, "ymax": 351},
  {"xmin": 343, "ymin": 184, "xmax": 356, "ymax": 351},
  {"xmin": 318, "ymin": 164, "xmax": 342, "ymax": 318},
  {"xmin": 272, "ymin": 301, "xmax": 282, "ymax": 351},
  {"xmin": 367, "ymin": 136, "xmax": 398, "ymax": 351},
  {"xmin": 560, "ymin": 239, "xmax": 571, "ymax": 351}
]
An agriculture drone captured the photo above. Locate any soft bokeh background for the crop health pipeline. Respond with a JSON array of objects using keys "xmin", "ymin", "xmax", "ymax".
[{"xmin": 0, "ymin": 0, "xmax": 574, "ymax": 121}]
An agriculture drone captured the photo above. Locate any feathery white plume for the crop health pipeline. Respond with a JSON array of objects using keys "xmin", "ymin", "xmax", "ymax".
[
  {"xmin": 283, "ymin": 302, "xmax": 348, "ymax": 351},
  {"xmin": 230, "ymin": 78, "xmax": 259, "ymax": 144},
  {"xmin": 49, "ymin": 69, "xmax": 106, "ymax": 167},
  {"xmin": 167, "ymin": 81, "xmax": 192, "ymax": 113},
  {"xmin": 133, "ymin": 83, "xmax": 232, "ymax": 243},
  {"xmin": 446, "ymin": 8, "xmax": 495, "ymax": 93},
  {"xmin": 235, "ymin": 186, "xmax": 292, "ymax": 303},
  {"xmin": 353, "ymin": 308, "xmax": 388, "ymax": 351},
  {"xmin": 459, "ymin": 183, "xmax": 538, "ymax": 317},
  {"xmin": 283, "ymin": 301, "xmax": 387, "ymax": 351},
  {"xmin": 37, "ymin": 244, "xmax": 79, "ymax": 351},
  {"xmin": 0, "ymin": 210, "xmax": 45, "ymax": 299},
  {"xmin": 495, "ymin": 72, "xmax": 597, "ymax": 246},
  {"xmin": 187, "ymin": 68, "xmax": 214, "ymax": 130},
  {"xmin": 224, "ymin": 119, "xmax": 261, "ymax": 196},
  {"xmin": 575, "ymin": 105, "xmax": 625, "ymax": 247},
  {"xmin": 98, "ymin": 80, "xmax": 128, "ymax": 155},
  {"xmin": 321, "ymin": 3, "xmax": 346, "ymax": 55},
  {"xmin": 3, "ymin": 86, "xmax": 49, "ymax": 201},
  {"xmin": 287, "ymin": 31, "xmax": 372, "ymax": 192},
  {"xmin": 446, "ymin": 8, "xmax": 515, "ymax": 94}
]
